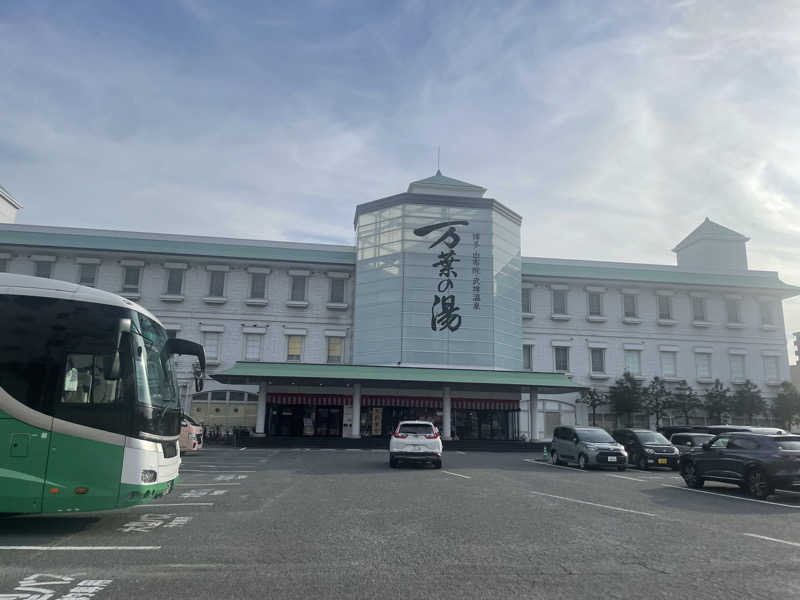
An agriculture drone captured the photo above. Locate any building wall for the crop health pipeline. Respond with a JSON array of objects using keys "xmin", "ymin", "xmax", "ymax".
[{"xmin": 0, "ymin": 200, "xmax": 17, "ymax": 224}]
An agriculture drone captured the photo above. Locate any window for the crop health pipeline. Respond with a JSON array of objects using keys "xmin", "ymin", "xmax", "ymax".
[
  {"xmin": 588, "ymin": 292, "xmax": 602, "ymax": 316},
  {"xmin": 166, "ymin": 269, "xmax": 184, "ymax": 295},
  {"xmin": 211, "ymin": 390, "xmax": 226, "ymax": 401},
  {"xmin": 764, "ymin": 356, "xmax": 779, "ymax": 381},
  {"xmin": 203, "ymin": 332, "xmax": 220, "ymax": 361},
  {"xmin": 658, "ymin": 295, "xmax": 672, "ymax": 320},
  {"xmin": 229, "ymin": 391, "xmax": 245, "ymax": 402},
  {"xmin": 660, "ymin": 351, "xmax": 677, "ymax": 377},
  {"xmin": 244, "ymin": 334, "xmax": 262, "ymax": 361},
  {"xmin": 522, "ymin": 344, "xmax": 533, "ymax": 370},
  {"xmin": 122, "ymin": 266, "xmax": 140, "ymax": 293},
  {"xmin": 327, "ymin": 337, "xmax": 343, "ymax": 364},
  {"xmin": 35, "ymin": 261, "xmax": 52, "ymax": 279},
  {"xmin": 0, "ymin": 258, "xmax": 6, "ymax": 272},
  {"xmin": 291, "ymin": 276, "xmax": 307, "ymax": 302},
  {"xmin": 623, "ymin": 294, "xmax": 638, "ymax": 318},
  {"xmin": 552, "ymin": 289, "xmax": 567, "ymax": 315},
  {"xmin": 725, "ymin": 298, "xmax": 741, "ymax": 324},
  {"xmin": 692, "ymin": 297, "xmax": 707, "ymax": 321},
  {"xmin": 710, "ymin": 436, "xmax": 729, "ymax": 449},
  {"xmin": 728, "ymin": 437, "xmax": 759, "ymax": 450},
  {"xmin": 522, "ymin": 288, "xmax": 533, "ymax": 313},
  {"xmin": 287, "ymin": 335, "xmax": 304, "ymax": 361},
  {"xmin": 250, "ymin": 273, "xmax": 267, "ymax": 299},
  {"xmin": 79, "ymin": 263, "xmax": 97, "ymax": 287},
  {"xmin": 554, "ymin": 347, "xmax": 569, "ymax": 372},
  {"xmin": 166, "ymin": 329, "xmax": 178, "ymax": 339},
  {"xmin": 695, "ymin": 353, "xmax": 711, "ymax": 379},
  {"xmin": 759, "ymin": 301, "xmax": 775, "ymax": 326},
  {"xmin": 730, "ymin": 354, "xmax": 745, "ymax": 380},
  {"xmin": 209, "ymin": 271, "xmax": 225, "ymax": 297},
  {"xmin": 624, "ymin": 350, "xmax": 641, "ymax": 376},
  {"xmin": 590, "ymin": 348, "xmax": 605, "ymax": 373},
  {"xmin": 329, "ymin": 278, "xmax": 345, "ymax": 304}
]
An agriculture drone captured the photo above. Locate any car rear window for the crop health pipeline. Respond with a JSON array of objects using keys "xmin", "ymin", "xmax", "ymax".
[
  {"xmin": 775, "ymin": 438, "xmax": 800, "ymax": 451},
  {"xmin": 398, "ymin": 423, "xmax": 434, "ymax": 435}
]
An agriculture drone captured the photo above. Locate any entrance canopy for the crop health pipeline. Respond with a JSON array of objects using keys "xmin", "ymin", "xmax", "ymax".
[{"xmin": 212, "ymin": 362, "xmax": 584, "ymax": 394}]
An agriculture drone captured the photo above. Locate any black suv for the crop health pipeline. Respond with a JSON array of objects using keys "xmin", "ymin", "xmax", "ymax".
[
  {"xmin": 612, "ymin": 429, "xmax": 681, "ymax": 470},
  {"xmin": 680, "ymin": 433, "xmax": 800, "ymax": 499}
]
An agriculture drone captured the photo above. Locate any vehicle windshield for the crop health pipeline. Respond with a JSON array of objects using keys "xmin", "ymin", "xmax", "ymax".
[
  {"xmin": 577, "ymin": 429, "xmax": 615, "ymax": 443},
  {"xmin": 636, "ymin": 432, "xmax": 670, "ymax": 445}
]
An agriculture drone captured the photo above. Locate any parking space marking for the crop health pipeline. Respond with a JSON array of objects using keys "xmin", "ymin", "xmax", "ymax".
[
  {"xmin": 522, "ymin": 458, "xmax": 586, "ymax": 473},
  {"xmin": 441, "ymin": 470, "xmax": 471, "ymax": 479},
  {"xmin": 743, "ymin": 533, "xmax": 800, "ymax": 548},
  {"xmin": 239, "ymin": 447, "xmax": 247, "ymax": 451},
  {"xmin": 176, "ymin": 483, "xmax": 240, "ymax": 486},
  {"xmin": 662, "ymin": 485, "xmax": 800, "ymax": 509},
  {"xmin": 181, "ymin": 470, "xmax": 256, "ymax": 473},
  {"xmin": 457, "ymin": 451, "xmax": 467, "ymax": 455},
  {"xmin": 608, "ymin": 474, "xmax": 648, "ymax": 482},
  {"xmin": 0, "ymin": 546, "xmax": 161, "ymax": 550},
  {"xmin": 529, "ymin": 491, "xmax": 657, "ymax": 517},
  {"xmin": 131, "ymin": 502, "xmax": 214, "ymax": 507}
]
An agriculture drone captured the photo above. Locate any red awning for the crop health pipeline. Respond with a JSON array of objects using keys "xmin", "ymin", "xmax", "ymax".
[
  {"xmin": 269, "ymin": 394, "xmax": 351, "ymax": 406},
  {"xmin": 452, "ymin": 398, "xmax": 519, "ymax": 411},
  {"xmin": 361, "ymin": 395, "xmax": 441, "ymax": 408}
]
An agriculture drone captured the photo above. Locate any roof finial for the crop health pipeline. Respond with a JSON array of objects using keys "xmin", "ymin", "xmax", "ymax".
[{"xmin": 436, "ymin": 147, "xmax": 441, "ymax": 175}]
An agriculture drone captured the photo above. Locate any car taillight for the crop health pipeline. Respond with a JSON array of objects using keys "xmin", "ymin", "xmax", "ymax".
[
  {"xmin": 393, "ymin": 431, "xmax": 407, "ymax": 439},
  {"xmin": 425, "ymin": 430, "xmax": 440, "ymax": 439}
]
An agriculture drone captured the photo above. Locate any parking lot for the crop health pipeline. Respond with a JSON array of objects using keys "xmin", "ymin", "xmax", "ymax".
[{"xmin": 2, "ymin": 447, "xmax": 800, "ymax": 599}]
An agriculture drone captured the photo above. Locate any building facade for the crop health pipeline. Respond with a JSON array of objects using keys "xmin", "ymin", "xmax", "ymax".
[{"xmin": 0, "ymin": 173, "xmax": 796, "ymax": 440}]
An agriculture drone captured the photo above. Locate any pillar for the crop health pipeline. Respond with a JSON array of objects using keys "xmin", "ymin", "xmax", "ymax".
[
  {"xmin": 256, "ymin": 382, "xmax": 268, "ymax": 434},
  {"xmin": 442, "ymin": 385, "xmax": 452, "ymax": 440},
  {"xmin": 350, "ymin": 383, "xmax": 361, "ymax": 439},
  {"xmin": 530, "ymin": 388, "xmax": 539, "ymax": 441}
]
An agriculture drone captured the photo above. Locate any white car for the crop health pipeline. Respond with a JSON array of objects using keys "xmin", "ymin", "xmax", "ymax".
[{"xmin": 389, "ymin": 420, "xmax": 443, "ymax": 468}]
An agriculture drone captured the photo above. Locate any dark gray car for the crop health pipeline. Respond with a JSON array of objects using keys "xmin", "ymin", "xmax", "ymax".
[
  {"xmin": 670, "ymin": 432, "xmax": 714, "ymax": 456},
  {"xmin": 550, "ymin": 426, "xmax": 628, "ymax": 470}
]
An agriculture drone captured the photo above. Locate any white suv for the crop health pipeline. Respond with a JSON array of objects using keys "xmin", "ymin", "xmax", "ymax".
[{"xmin": 389, "ymin": 421, "xmax": 443, "ymax": 469}]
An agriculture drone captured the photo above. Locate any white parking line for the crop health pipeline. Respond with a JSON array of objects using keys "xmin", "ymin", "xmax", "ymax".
[
  {"xmin": 180, "ymin": 470, "xmax": 256, "ymax": 473},
  {"xmin": 239, "ymin": 447, "xmax": 247, "ymax": 451},
  {"xmin": 743, "ymin": 533, "xmax": 800, "ymax": 548},
  {"xmin": 176, "ymin": 483, "xmax": 240, "ymax": 487},
  {"xmin": 457, "ymin": 451, "xmax": 467, "ymax": 455},
  {"xmin": 131, "ymin": 502, "xmax": 214, "ymax": 507},
  {"xmin": 522, "ymin": 458, "xmax": 584, "ymax": 473},
  {"xmin": 608, "ymin": 474, "xmax": 648, "ymax": 482},
  {"xmin": 529, "ymin": 491, "xmax": 657, "ymax": 517},
  {"xmin": 662, "ymin": 485, "xmax": 800, "ymax": 509},
  {"xmin": 441, "ymin": 470, "xmax": 471, "ymax": 479},
  {"xmin": 0, "ymin": 546, "xmax": 161, "ymax": 551}
]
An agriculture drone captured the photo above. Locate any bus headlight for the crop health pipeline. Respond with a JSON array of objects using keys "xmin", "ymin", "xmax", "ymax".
[{"xmin": 141, "ymin": 470, "xmax": 157, "ymax": 483}]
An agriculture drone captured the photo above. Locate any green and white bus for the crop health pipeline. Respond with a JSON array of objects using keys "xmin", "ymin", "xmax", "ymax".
[{"xmin": 0, "ymin": 273, "xmax": 205, "ymax": 514}]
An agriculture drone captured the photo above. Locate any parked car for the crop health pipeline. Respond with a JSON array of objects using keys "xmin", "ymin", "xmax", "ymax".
[
  {"xmin": 692, "ymin": 425, "xmax": 785, "ymax": 435},
  {"xmin": 550, "ymin": 426, "xmax": 627, "ymax": 470},
  {"xmin": 389, "ymin": 421, "xmax": 442, "ymax": 468},
  {"xmin": 669, "ymin": 432, "xmax": 715, "ymax": 456},
  {"xmin": 612, "ymin": 429, "xmax": 680, "ymax": 470},
  {"xmin": 658, "ymin": 425, "xmax": 696, "ymax": 440},
  {"xmin": 179, "ymin": 414, "xmax": 204, "ymax": 452},
  {"xmin": 680, "ymin": 433, "xmax": 800, "ymax": 499}
]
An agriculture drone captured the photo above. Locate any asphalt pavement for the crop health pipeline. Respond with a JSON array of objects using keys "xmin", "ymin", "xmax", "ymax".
[{"xmin": 2, "ymin": 448, "xmax": 800, "ymax": 599}]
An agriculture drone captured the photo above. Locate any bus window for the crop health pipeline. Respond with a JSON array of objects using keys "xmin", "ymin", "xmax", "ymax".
[{"xmin": 61, "ymin": 353, "xmax": 126, "ymax": 405}]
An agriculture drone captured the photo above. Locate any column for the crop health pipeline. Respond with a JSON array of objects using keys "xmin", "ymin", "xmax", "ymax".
[
  {"xmin": 350, "ymin": 383, "xmax": 361, "ymax": 439},
  {"xmin": 442, "ymin": 385, "xmax": 452, "ymax": 440},
  {"xmin": 256, "ymin": 382, "xmax": 268, "ymax": 434},
  {"xmin": 530, "ymin": 388, "xmax": 539, "ymax": 441}
]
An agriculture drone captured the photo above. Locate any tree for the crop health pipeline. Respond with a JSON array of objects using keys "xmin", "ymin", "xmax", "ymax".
[
  {"xmin": 732, "ymin": 380, "xmax": 767, "ymax": 423},
  {"xmin": 773, "ymin": 381, "xmax": 800, "ymax": 430},
  {"xmin": 607, "ymin": 372, "xmax": 644, "ymax": 427},
  {"xmin": 643, "ymin": 377, "xmax": 671, "ymax": 428},
  {"xmin": 703, "ymin": 380, "xmax": 732, "ymax": 424},
  {"xmin": 578, "ymin": 388, "xmax": 606, "ymax": 427},
  {"xmin": 670, "ymin": 380, "xmax": 702, "ymax": 425}
]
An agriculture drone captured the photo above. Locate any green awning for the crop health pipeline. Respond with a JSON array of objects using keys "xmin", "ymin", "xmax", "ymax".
[{"xmin": 212, "ymin": 362, "xmax": 584, "ymax": 394}]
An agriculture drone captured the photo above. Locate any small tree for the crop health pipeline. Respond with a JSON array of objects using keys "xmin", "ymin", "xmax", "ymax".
[
  {"xmin": 670, "ymin": 380, "xmax": 702, "ymax": 425},
  {"xmin": 773, "ymin": 381, "xmax": 800, "ymax": 430},
  {"xmin": 607, "ymin": 372, "xmax": 644, "ymax": 427},
  {"xmin": 704, "ymin": 380, "xmax": 732, "ymax": 424},
  {"xmin": 643, "ymin": 377, "xmax": 671, "ymax": 429},
  {"xmin": 733, "ymin": 379, "xmax": 767, "ymax": 423},
  {"xmin": 578, "ymin": 388, "xmax": 606, "ymax": 427}
]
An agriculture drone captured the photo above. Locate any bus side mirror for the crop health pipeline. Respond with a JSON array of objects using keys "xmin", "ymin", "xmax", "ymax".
[
  {"xmin": 164, "ymin": 338, "xmax": 206, "ymax": 392},
  {"xmin": 105, "ymin": 318, "xmax": 132, "ymax": 380}
]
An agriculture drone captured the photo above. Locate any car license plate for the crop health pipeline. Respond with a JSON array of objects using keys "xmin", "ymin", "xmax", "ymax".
[
  {"xmin": 658, "ymin": 458, "xmax": 667, "ymax": 465},
  {"xmin": 607, "ymin": 456, "xmax": 617, "ymax": 462}
]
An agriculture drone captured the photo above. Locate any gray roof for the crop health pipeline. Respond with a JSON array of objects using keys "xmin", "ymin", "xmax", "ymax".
[
  {"xmin": 673, "ymin": 218, "xmax": 749, "ymax": 252},
  {"xmin": 407, "ymin": 170, "xmax": 487, "ymax": 195}
]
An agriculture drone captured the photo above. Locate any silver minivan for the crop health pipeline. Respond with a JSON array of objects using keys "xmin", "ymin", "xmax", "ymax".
[{"xmin": 550, "ymin": 426, "xmax": 628, "ymax": 470}]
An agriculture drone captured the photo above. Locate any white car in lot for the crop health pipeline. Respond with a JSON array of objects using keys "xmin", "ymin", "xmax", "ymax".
[{"xmin": 389, "ymin": 421, "xmax": 443, "ymax": 469}]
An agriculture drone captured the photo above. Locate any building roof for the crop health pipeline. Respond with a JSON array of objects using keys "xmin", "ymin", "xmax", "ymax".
[
  {"xmin": 212, "ymin": 362, "xmax": 584, "ymax": 394},
  {"xmin": 0, "ymin": 224, "xmax": 355, "ymax": 266},
  {"xmin": 0, "ymin": 185, "xmax": 22, "ymax": 209},
  {"xmin": 672, "ymin": 218, "xmax": 749, "ymax": 252},
  {"xmin": 522, "ymin": 257, "xmax": 800, "ymax": 296},
  {"xmin": 407, "ymin": 170, "xmax": 487, "ymax": 198}
]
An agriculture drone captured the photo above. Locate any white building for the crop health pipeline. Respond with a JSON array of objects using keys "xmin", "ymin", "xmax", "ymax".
[
  {"xmin": 0, "ymin": 174, "xmax": 796, "ymax": 441},
  {"xmin": 0, "ymin": 185, "xmax": 21, "ymax": 224}
]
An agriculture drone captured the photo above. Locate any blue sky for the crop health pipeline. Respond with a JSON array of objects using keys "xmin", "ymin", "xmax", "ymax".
[{"xmin": 2, "ymin": 0, "xmax": 800, "ymax": 348}]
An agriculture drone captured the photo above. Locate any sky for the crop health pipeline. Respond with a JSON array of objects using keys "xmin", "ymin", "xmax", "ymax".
[{"xmin": 2, "ymin": 0, "xmax": 800, "ymax": 358}]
